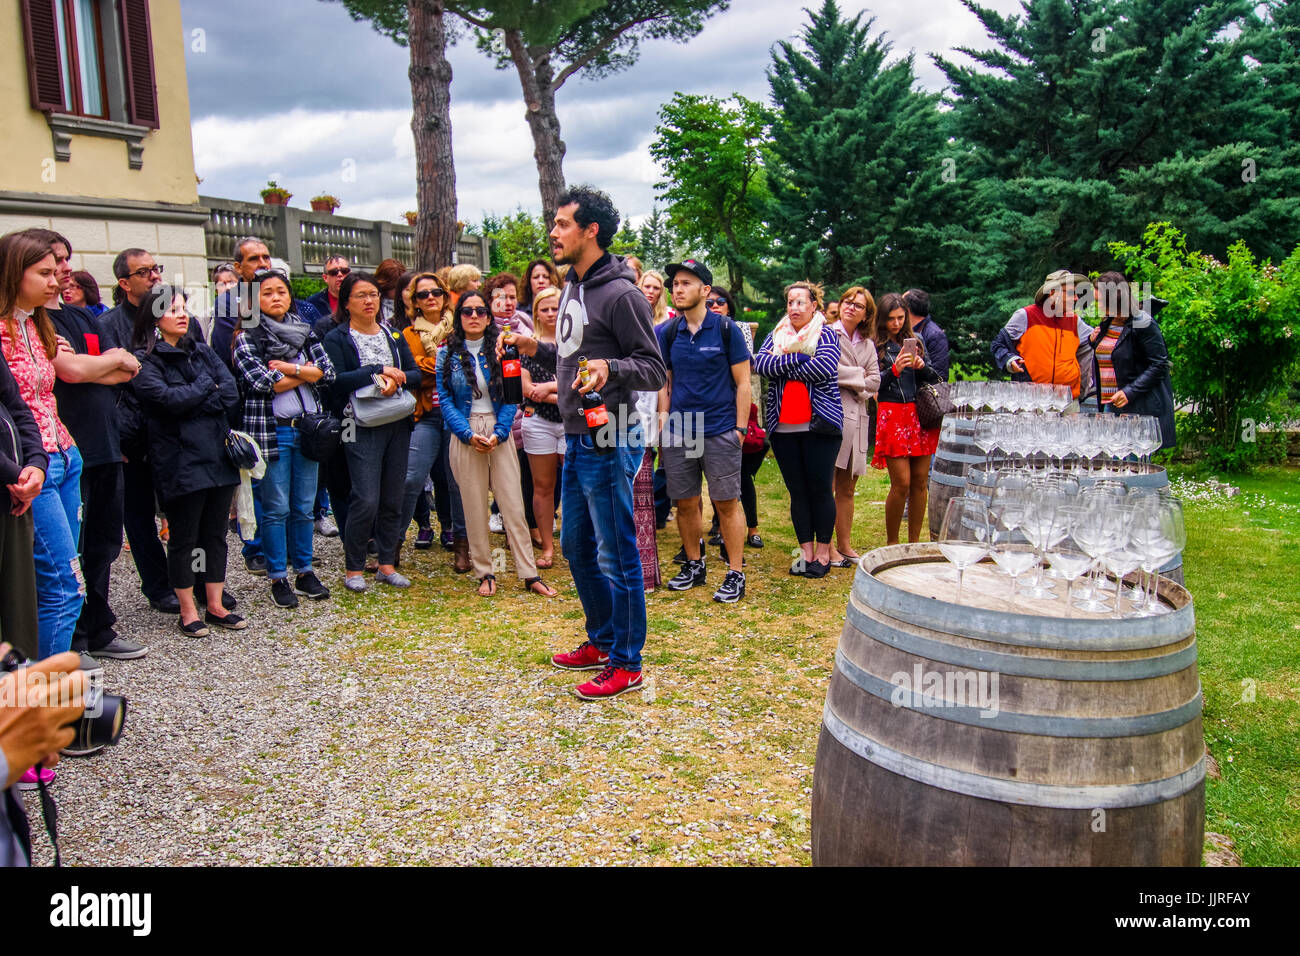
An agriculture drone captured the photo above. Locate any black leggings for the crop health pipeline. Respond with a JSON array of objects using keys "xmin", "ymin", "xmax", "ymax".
[
  {"xmin": 164, "ymin": 484, "xmax": 237, "ymax": 590},
  {"xmin": 770, "ymin": 431, "xmax": 839, "ymax": 544}
]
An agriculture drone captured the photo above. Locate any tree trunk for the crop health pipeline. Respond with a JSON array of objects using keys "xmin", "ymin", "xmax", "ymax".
[
  {"xmin": 503, "ymin": 29, "xmax": 567, "ymax": 229},
  {"xmin": 408, "ymin": 0, "xmax": 457, "ymax": 268}
]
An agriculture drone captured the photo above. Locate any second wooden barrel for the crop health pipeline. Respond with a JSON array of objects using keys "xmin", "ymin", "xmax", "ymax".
[{"xmin": 812, "ymin": 544, "xmax": 1204, "ymax": 866}]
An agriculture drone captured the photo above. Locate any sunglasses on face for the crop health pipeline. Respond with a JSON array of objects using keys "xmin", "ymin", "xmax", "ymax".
[
  {"xmin": 325, "ymin": 268, "xmax": 351, "ymax": 278},
  {"xmin": 130, "ymin": 264, "xmax": 164, "ymax": 279},
  {"xmin": 459, "ymin": 306, "xmax": 489, "ymax": 318},
  {"xmin": 705, "ymin": 298, "xmax": 725, "ymax": 308},
  {"xmin": 412, "ymin": 289, "xmax": 444, "ymax": 300}
]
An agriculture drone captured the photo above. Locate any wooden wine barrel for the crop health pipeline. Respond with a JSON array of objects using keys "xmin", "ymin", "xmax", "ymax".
[
  {"xmin": 962, "ymin": 463, "xmax": 1184, "ymax": 584},
  {"xmin": 928, "ymin": 417, "xmax": 983, "ymax": 539},
  {"xmin": 812, "ymin": 544, "xmax": 1204, "ymax": 866}
]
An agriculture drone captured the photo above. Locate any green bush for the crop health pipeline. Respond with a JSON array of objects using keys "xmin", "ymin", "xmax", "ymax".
[
  {"xmin": 291, "ymin": 275, "xmax": 325, "ymax": 301},
  {"xmin": 1111, "ymin": 223, "xmax": 1300, "ymax": 472}
]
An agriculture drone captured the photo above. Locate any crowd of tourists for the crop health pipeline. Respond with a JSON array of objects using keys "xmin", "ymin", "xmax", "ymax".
[{"xmin": 0, "ymin": 186, "xmax": 1175, "ymax": 858}]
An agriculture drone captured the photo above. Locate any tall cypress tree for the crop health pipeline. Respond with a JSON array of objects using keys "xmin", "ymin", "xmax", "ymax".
[
  {"xmin": 762, "ymin": 0, "xmax": 947, "ymax": 300},
  {"xmin": 927, "ymin": 0, "xmax": 1293, "ymax": 373}
]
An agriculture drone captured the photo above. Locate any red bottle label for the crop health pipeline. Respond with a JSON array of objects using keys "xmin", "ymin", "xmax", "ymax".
[
  {"xmin": 585, "ymin": 406, "xmax": 608, "ymax": 428},
  {"xmin": 502, "ymin": 359, "xmax": 520, "ymax": 377}
]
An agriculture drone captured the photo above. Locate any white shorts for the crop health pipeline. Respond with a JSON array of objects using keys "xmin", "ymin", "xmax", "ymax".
[{"xmin": 521, "ymin": 414, "xmax": 566, "ymax": 456}]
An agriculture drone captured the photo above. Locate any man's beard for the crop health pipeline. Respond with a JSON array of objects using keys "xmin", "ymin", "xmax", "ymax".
[{"xmin": 552, "ymin": 244, "xmax": 577, "ymax": 266}]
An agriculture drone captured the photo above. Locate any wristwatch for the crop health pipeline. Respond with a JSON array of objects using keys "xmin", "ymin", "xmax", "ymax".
[
  {"xmin": 735, "ymin": 426, "xmax": 746, "ymax": 437},
  {"xmin": 606, "ymin": 358, "xmax": 619, "ymax": 379}
]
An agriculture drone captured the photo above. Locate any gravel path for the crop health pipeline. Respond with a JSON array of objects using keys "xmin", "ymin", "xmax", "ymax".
[{"xmin": 24, "ymin": 526, "xmax": 828, "ymax": 866}]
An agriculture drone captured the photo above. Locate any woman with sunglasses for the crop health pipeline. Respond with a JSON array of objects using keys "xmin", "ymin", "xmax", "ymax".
[
  {"xmin": 829, "ymin": 286, "xmax": 880, "ymax": 566},
  {"xmin": 397, "ymin": 271, "xmax": 466, "ymax": 563},
  {"xmin": 322, "ymin": 272, "xmax": 421, "ymax": 592},
  {"xmin": 437, "ymin": 291, "xmax": 556, "ymax": 598}
]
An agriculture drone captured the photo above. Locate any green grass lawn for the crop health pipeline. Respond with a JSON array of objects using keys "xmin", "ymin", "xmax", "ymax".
[{"xmin": 1168, "ymin": 464, "xmax": 1300, "ymax": 865}]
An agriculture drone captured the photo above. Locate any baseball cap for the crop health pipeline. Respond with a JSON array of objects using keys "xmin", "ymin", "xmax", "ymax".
[{"xmin": 665, "ymin": 259, "xmax": 713, "ymax": 285}]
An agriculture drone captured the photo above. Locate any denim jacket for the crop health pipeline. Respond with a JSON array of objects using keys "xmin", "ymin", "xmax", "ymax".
[{"xmin": 435, "ymin": 344, "xmax": 516, "ymax": 445}]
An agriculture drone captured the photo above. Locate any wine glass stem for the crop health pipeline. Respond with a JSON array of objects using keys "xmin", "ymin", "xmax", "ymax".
[
  {"xmin": 1064, "ymin": 580, "xmax": 1072, "ymax": 618},
  {"xmin": 955, "ymin": 566, "xmax": 964, "ymax": 605}
]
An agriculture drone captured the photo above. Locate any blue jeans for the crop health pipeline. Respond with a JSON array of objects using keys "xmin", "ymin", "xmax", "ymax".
[
  {"xmin": 400, "ymin": 414, "xmax": 443, "ymax": 538},
  {"xmin": 560, "ymin": 425, "xmax": 646, "ymax": 670},
  {"xmin": 33, "ymin": 447, "xmax": 85, "ymax": 659},
  {"xmin": 260, "ymin": 426, "xmax": 319, "ymax": 579}
]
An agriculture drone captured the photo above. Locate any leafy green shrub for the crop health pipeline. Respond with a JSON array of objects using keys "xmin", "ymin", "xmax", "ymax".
[
  {"xmin": 290, "ymin": 275, "xmax": 325, "ymax": 300},
  {"xmin": 1111, "ymin": 223, "xmax": 1300, "ymax": 472}
]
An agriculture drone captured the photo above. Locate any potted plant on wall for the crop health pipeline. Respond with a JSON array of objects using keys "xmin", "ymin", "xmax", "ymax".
[
  {"xmin": 404, "ymin": 210, "xmax": 418, "ymax": 226},
  {"xmin": 260, "ymin": 181, "xmax": 292, "ymax": 205},
  {"xmin": 311, "ymin": 194, "xmax": 341, "ymax": 214}
]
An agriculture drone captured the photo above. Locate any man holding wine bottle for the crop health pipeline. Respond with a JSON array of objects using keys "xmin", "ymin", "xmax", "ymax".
[{"xmin": 499, "ymin": 186, "xmax": 666, "ymax": 701}]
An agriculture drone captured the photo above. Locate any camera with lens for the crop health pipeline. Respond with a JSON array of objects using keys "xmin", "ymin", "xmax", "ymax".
[{"xmin": 0, "ymin": 646, "xmax": 127, "ymax": 750}]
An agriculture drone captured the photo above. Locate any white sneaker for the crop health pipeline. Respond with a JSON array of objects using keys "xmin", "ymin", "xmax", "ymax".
[
  {"xmin": 489, "ymin": 512, "xmax": 504, "ymax": 534},
  {"xmin": 315, "ymin": 515, "xmax": 339, "ymax": 537}
]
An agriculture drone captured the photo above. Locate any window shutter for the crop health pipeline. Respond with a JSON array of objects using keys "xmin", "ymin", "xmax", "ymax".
[
  {"xmin": 21, "ymin": 0, "xmax": 66, "ymax": 112},
  {"xmin": 118, "ymin": 0, "xmax": 159, "ymax": 128}
]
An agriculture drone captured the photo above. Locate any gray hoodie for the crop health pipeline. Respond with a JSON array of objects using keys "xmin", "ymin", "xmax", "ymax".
[{"xmin": 541, "ymin": 253, "xmax": 666, "ymax": 436}]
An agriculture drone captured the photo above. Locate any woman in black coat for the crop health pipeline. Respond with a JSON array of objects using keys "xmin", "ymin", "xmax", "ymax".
[
  {"xmin": 322, "ymin": 271, "xmax": 421, "ymax": 593},
  {"xmin": 1090, "ymin": 271, "xmax": 1176, "ymax": 451},
  {"xmin": 131, "ymin": 285, "xmax": 246, "ymax": 637}
]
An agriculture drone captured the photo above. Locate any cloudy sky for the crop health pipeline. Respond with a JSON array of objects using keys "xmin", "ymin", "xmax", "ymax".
[{"xmin": 182, "ymin": 0, "xmax": 1023, "ymax": 228}]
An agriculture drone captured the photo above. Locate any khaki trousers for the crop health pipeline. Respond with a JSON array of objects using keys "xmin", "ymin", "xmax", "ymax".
[{"xmin": 449, "ymin": 411, "xmax": 538, "ymax": 581}]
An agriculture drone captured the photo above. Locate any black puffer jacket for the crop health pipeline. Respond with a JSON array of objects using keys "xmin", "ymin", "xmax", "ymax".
[
  {"xmin": 131, "ymin": 338, "xmax": 241, "ymax": 504},
  {"xmin": 1091, "ymin": 311, "xmax": 1176, "ymax": 451}
]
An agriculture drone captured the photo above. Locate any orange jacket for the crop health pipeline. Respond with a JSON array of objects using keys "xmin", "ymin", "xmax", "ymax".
[{"xmin": 1012, "ymin": 304, "xmax": 1092, "ymax": 397}]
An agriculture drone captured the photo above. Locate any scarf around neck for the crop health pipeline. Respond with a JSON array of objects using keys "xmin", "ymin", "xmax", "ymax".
[
  {"xmin": 772, "ymin": 311, "xmax": 825, "ymax": 356},
  {"xmin": 260, "ymin": 311, "xmax": 312, "ymax": 360}
]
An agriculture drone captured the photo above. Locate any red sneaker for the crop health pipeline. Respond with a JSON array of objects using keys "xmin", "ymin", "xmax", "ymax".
[
  {"xmin": 575, "ymin": 665, "xmax": 643, "ymax": 701},
  {"xmin": 551, "ymin": 640, "xmax": 609, "ymax": 671}
]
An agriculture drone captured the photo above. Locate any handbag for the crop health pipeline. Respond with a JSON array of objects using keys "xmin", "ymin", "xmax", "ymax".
[
  {"xmin": 915, "ymin": 381, "xmax": 955, "ymax": 431},
  {"xmin": 351, "ymin": 383, "xmax": 416, "ymax": 427},
  {"xmin": 296, "ymin": 411, "xmax": 342, "ymax": 462},
  {"xmin": 225, "ymin": 430, "xmax": 260, "ymax": 470},
  {"xmin": 742, "ymin": 402, "xmax": 766, "ymax": 453}
]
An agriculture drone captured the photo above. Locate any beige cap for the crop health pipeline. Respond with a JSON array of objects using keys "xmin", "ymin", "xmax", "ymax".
[{"xmin": 1036, "ymin": 269, "xmax": 1088, "ymax": 299}]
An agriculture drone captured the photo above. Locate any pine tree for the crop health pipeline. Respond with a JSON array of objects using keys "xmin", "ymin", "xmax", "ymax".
[
  {"xmin": 762, "ymin": 0, "xmax": 947, "ymax": 303},
  {"xmin": 636, "ymin": 205, "xmax": 680, "ymax": 273},
  {"xmin": 928, "ymin": 0, "xmax": 1295, "ymax": 373}
]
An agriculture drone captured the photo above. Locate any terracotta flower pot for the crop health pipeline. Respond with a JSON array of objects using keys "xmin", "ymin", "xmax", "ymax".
[
  {"xmin": 262, "ymin": 194, "xmax": 290, "ymax": 206},
  {"xmin": 311, "ymin": 200, "xmax": 336, "ymax": 213},
  {"xmin": 405, "ymin": 212, "xmax": 418, "ymax": 226}
]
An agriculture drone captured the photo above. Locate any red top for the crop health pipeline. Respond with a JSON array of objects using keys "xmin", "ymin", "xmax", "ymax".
[
  {"xmin": 779, "ymin": 380, "xmax": 812, "ymax": 425},
  {"xmin": 1, "ymin": 313, "xmax": 73, "ymax": 453}
]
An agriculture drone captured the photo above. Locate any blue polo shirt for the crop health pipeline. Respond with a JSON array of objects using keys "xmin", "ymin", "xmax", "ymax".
[{"xmin": 657, "ymin": 310, "xmax": 751, "ymax": 439}]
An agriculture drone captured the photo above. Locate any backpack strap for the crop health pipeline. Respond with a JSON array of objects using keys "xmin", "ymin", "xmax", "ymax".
[{"xmin": 663, "ymin": 313, "xmax": 738, "ymax": 371}]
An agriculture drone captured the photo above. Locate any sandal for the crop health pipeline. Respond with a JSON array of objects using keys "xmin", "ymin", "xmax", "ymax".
[
  {"xmin": 536, "ymin": 553, "xmax": 554, "ymax": 569},
  {"xmin": 477, "ymin": 574, "xmax": 496, "ymax": 597},
  {"xmin": 524, "ymin": 577, "xmax": 557, "ymax": 597}
]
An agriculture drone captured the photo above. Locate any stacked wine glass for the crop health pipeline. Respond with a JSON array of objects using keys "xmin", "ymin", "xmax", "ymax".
[
  {"xmin": 938, "ymin": 473, "xmax": 1185, "ymax": 618},
  {"xmin": 966, "ymin": 411, "xmax": 1164, "ymax": 473}
]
